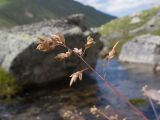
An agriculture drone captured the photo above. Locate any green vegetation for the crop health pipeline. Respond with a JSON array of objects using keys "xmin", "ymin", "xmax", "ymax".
[
  {"xmin": 0, "ymin": 67, "xmax": 19, "ymax": 98},
  {"xmin": 0, "ymin": 0, "xmax": 115, "ymax": 28},
  {"xmin": 129, "ymin": 98, "xmax": 148, "ymax": 106},
  {"xmin": 100, "ymin": 7, "xmax": 160, "ymax": 36},
  {"xmin": 0, "ymin": 0, "xmax": 10, "ymax": 6},
  {"xmin": 99, "ymin": 7, "xmax": 160, "ymax": 53}
]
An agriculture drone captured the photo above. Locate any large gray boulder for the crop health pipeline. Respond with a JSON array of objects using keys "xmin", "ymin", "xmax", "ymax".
[
  {"xmin": 0, "ymin": 14, "xmax": 102, "ymax": 86},
  {"xmin": 119, "ymin": 34, "xmax": 160, "ymax": 65}
]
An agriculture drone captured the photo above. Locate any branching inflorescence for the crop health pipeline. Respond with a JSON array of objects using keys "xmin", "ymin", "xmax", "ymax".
[
  {"xmin": 36, "ymin": 33, "xmax": 149, "ymax": 120},
  {"xmin": 36, "ymin": 33, "xmax": 95, "ymax": 86}
]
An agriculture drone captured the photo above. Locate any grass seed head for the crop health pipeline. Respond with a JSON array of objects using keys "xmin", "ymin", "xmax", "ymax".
[
  {"xmin": 90, "ymin": 106, "xmax": 98, "ymax": 115},
  {"xmin": 36, "ymin": 37, "xmax": 56, "ymax": 52},
  {"xmin": 73, "ymin": 48, "xmax": 83, "ymax": 56},
  {"xmin": 85, "ymin": 36, "xmax": 96, "ymax": 49},
  {"xmin": 105, "ymin": 41, "xmax": 119, "ymax": 59},
  {"xmin": 55, "ymin": 50, "xmax": 72, "ymax": 61},
  {"xmin": 69, "ymin": 71, "xmax": 83, "ymax": 86},
  {"xmin": 36, "ymin": 34, "xmax": 65, "ymax": 52},
  {"xmin": 51, "ymin": 33, "xmax": 65, "ymax": 45}
]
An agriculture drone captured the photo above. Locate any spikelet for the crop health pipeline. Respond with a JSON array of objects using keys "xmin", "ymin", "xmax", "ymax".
[
  {"xmin": 51, "ymin": 33, "xmax": 65, "ymax": 45},
  {"xmin": 105, "ymin": 41, "xmax": 119, "ymax": 59},
  {"xmin": 55, "ymin": 50, "xmax": 72, "ymax": 61},
  {"xmin": 69, "ymin": 68, "xmax": 88, "ymax": 86},
  {"xmin": 73, "ymin": 48, "xmax": 83, "ymax": 56},
  {"xmin": 36, "ymin": 37, "xmax": 56, "ymax": 52},
  {"xmin": 69, "ymin": 71, "xmax": 83, "ymax": 86},
  {"xmin": 85, "ymin": 36, "xmax": 96, "ymax": 49},
  {"xmin": 36, "ymin": 34, "xmax": 65, "ymax": 52}
]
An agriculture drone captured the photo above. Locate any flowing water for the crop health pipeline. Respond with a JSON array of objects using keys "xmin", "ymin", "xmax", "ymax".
[{"xmin": 0, "ymin": 59, "xmax": 160, "ymax": 120}]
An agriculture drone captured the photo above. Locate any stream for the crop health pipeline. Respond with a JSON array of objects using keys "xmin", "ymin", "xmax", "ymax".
[{"xmin": 0, "ymin": 59, "xmax": 160, "ymax": 120}]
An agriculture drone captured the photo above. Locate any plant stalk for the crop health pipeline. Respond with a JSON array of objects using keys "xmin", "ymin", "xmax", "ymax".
[{"xmin": 63, "ymin": 44, "xmax": 148, "ymax": 120}]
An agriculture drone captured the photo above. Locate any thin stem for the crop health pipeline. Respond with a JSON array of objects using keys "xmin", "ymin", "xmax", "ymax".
[
  {"xmin": 81, "ymin": 68, "xmax": 89, "ymax": 72},
  {"xmin": 82, "ymin": 48, "xmax": 86, "ymax": 56},
  {"xmin": 148, "ymin": 97, "xmax": 160, "ymax": 120},
  {"xmin": 79, "ymin": 55, "xmax": 148, "ymax": 120},
  {"xmin": 97, "ymin": 110, "xmax": 110, "ymax": 120},
  {"xmin": 63, "ymin": 44, "xmax": 148, "ymax": 120},
  {"xmin": 102, "ymin": 59, "xmax": 108, "ymax": 79}
]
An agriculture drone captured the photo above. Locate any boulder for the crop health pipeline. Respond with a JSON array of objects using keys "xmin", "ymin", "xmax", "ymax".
[
  {"xmin": 0, "ymin": 14, "xmax": 102, "ymax": 86},
  {"xmin": 130, "ymin": 17, "xmax": 141, "ymax": 24},
  {"xmin": 119, "ymin": 34, "xmax": 160, "ymax": 65}
]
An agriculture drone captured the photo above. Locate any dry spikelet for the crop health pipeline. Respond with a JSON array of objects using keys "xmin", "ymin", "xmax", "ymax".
[
  {"xmin": 73, "ymin": 48, "xmax": 83, "ymax": 56},
  {"xmin": 90, "ymin": 106, "xmax": 98, "ymax": 115},
  {"xmin": 51, "ymin": 33, "xmax": 65, "ymax": 45},
  {"xmin": 70, "ymin": 71, "xmax": 83, "ymax": 86},
  {"xmin": 69, "ymin": 68, "xmax": 88, "ymax": 86},
  {"xmin": 106, "ymin": 41, "xmax": 119, "ymax": 59},
  {"xmin": 85, "ymin": 36, "xmax": 96, "ymax": 49},
  {"xmin": 36, "ymin": 37, "xmax": 56, "ymax": 52},
  {"xmin": 109, "ymin": 114, "xmax": 118, "ymax": 120},
  {"xmin": 36, "ymin": 34, "xmax": 65, "ymax": 52},
  {"xmin": 55, "ymin": 50, "xmax": 72, "ymax": 61}
]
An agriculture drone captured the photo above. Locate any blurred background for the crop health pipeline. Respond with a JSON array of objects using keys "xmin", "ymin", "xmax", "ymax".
[{"xmin": 0, "ymin": 0, "xmax": 160, "ymax": 120}]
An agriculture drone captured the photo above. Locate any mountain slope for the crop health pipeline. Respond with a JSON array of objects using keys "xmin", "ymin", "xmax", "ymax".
[
  {"xmin": 0, "ymin": 0, "xmax": 116, "ymax": 28},
  {"xmin": 99, "ymin": 7, "xmax": 160, "ymax": 54}
]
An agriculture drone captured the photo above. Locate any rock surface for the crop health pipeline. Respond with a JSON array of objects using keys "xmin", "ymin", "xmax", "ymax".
[
  {"xmin": 130, "ymin": 17, "xmax": 141, "ymax": 24},
  {"xmin": 0, "ymin": 14, "xmax": 102, "ymax": 86},
  {"xmin": 119, "ymin": 34, "xmax": 160, "ymax": 65},
  {"xmin": 130, "ymin": 12, "xmax": 160, "ymax": 35}
]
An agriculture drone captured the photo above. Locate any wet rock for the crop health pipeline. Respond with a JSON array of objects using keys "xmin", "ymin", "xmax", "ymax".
[
  {"xmin": 119, "ymin": 34, "xmax": 160, "ymax": 65},
  {"xmin": 0, "ymin": 14, "xmax": 102, "ymax": 86}
]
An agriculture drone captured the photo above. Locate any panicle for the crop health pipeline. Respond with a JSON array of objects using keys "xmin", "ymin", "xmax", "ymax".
[{"xmin": 36, "ymin": 34, "xmax": 65, "ymax": 52}]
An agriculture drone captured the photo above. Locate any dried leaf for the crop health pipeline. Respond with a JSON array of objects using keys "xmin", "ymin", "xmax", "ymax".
[
  {"xmin": 73, "ymin": 48, "xmax": 83, "ymax": 56},
  {"xmin": 85, "ymin": 36, "xmax": 96, "ymax": 49},
  {"xmin": 55, "ymin": 50, "xmax": 72, "ymax": 61}
]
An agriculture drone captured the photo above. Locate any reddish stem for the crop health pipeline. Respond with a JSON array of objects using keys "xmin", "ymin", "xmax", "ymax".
[{"xmin": 63, "ymin": 44, "xmax": 148, "ymax": 120}]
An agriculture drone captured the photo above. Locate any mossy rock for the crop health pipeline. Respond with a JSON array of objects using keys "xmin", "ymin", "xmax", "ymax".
[{"xmin": 0, "ymin": 67, "xmax": 20, "ymax": 98}]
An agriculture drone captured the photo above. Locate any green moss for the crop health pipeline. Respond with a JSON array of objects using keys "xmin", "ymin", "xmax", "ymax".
[
  {"xmin": 129, "ymin": 98, "xmax": 148, "ymax": 106},
  {"xmin": 152, "ymin": 30, "xmax": 160, "ymax": 36},
  {"xmin": 0, "ymin": 67, "xmax": 20, "ymax": 98}
]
